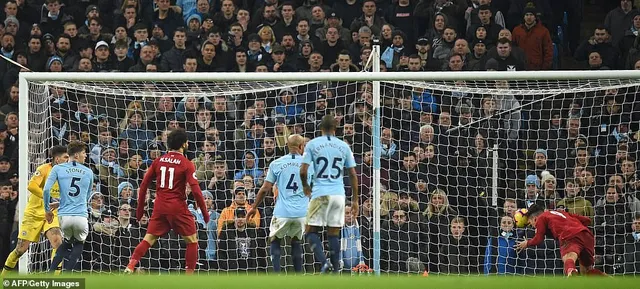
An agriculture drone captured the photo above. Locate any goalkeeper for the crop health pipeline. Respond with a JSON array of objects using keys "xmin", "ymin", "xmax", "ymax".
[{"xmin": 2, "ymin": 146, "xmax": 68, "ymax": 276}]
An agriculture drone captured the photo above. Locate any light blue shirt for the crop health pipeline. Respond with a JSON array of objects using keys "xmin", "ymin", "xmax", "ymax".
[
  {"xmin": 266, "ymin": 153, "xmax": 311, "ymax": 218},
  {"xmin": 302, "ymin": 135, "xmax": 356, "ymax": 199},
  {"xmin": 44, "ymin": 161, "xmax": 94, "ymax": 217}
]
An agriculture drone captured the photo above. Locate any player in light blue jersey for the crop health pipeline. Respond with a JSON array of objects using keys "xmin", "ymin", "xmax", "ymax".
[
  {"xmin": 300, "ymin": 115, "xmax": 359, "ymax": 274},
  {"xmin": 247, "ymin": 134, "xmax": 309, "ymax": 273},
  {"xmin": 43, "ymin": 141, "xmax": 94, "ymax": 273}
]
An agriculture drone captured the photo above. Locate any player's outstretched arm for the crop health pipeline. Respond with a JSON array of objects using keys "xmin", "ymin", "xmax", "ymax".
[
  {"xmin": 249, "ymin": 181, "xmax": 273, "ymax": 220},
  {"xmin": 525, "ymin": 215, "xmax": 548, "ymax": 248},
  {"xmin": 187, "ymin": 163, "xmax": 210, "ymax": 224}
]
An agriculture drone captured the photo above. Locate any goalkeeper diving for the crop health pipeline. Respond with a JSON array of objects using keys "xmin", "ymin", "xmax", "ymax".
[
  {"xmin": 515, "ymin": 204, "xmax": 607, "ymax": 277},
  {"xmin": 2, "ymin": 146, "xmax": 68, "ymax": 275}
]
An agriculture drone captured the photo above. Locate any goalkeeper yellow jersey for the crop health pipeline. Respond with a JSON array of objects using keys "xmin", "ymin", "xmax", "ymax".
[{"xmin": 24, "ymin": 163, "xmax": 60, "ymax": 219}]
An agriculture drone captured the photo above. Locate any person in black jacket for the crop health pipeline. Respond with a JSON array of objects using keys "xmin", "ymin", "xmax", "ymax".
[
  {"xmin": 218, "ymin": 207, "xmax": 266, "ymax": 271},
  {"xmin": 0, "ymin": 181, "xmax": 17, "ymax": 267}
]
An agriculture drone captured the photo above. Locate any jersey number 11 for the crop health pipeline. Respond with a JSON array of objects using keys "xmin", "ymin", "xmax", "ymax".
[{"xmin": 159, "ymin": 166, "xmax": 175, "ymax": 189}]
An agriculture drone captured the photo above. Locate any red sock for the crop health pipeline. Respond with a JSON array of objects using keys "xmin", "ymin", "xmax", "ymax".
[
  {"xmin": 128, "ymin": 240, "xmax": 152, "ymax": 270},
  {"xmin": 564, "ymin": 259, "xmax": 577, "ymax": 276},
  {"xmin": 587, "ymin": 268, "xmax": 608, "ymax": 276},
  {"xmin": 185, "ymin": 242, "xmax": 198, "ymax": 275}
]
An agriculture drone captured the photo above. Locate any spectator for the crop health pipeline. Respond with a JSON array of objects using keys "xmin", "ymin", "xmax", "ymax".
[
  {"xmin": 574, "ymin": 26, "xmax": 619, "ymax": 69},
  {"xmin": 622, "ymin": 215, "xmax": 640, "ymax": 273},
  {"xmin": 511, "ymin": 7, "xmax": 552, "ymax": 70},
  {"xmin": 217, "ymin": 187, "xmax": 260, "ymax": 235},
  {"xmin": 421, "ymin": 188, "xmax": 457, "ymax": 273},
  {"xmin": 432, "ymin": 26, "xmax": 457, "ymax": 60},
  {"xmin": 439, "ymin": 216, "xmax": 478, "ymax": 274},
  {"xmin": 595, "ymin": 185, "xmax": 634, "ymax": 274},
  {"xmin": 350, "ymin": 0, "xmax": 386, "ymax": 35},
  {"xmin": 40, "ymin": 0, "xmax": 73, "ymax": 37},
  {"xmin": 340, "ymin": 203, "xmax": 364, "ymax": 271},
  {"xmin": 381, "ymin": 209, "xmax": 421, "ymax": 273},
  {"xmin": 274, "ymin": 87, "xmax": 304, "ymax": 123},
  {"xmin": 218, "ymin": 207, "xmax": 265, "ymax": 271},
  {"xmin": 466, "ymin": 5, "xmax": 502, "ymax": 44},
  {"xmin": 556, "ymin": 178, "xmax": 595, "ymax": 218},
  {"xmin": 483, "ymin": 215, "xmax": 520, "ymax": 275},
  {"xmin": 0, "ymin": 181, "xmax": 16, "ymax": 266},
  {"xmin": 486, "ymin": 38, "xmax": 526, "ymax": 71},
  {"xmin": 604, "ymin": 0, "xmax": 638, "ymax": 46}
]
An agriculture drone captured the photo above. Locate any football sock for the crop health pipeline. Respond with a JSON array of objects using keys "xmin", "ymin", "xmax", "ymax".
[
  {"xmin": 328, "ymin": 236, "xmax": 340, "ymax": 274},
  {"xmin": 64, "ymin": 241, "xmax": 84, "ymax": 272},
  {"xmin": 587, "ymin": 268, "xmax": 608, "ymax": 276},
  {"xmin": 50, "ymin": 240, "xmax": 72, "ymax": 272},
  {"xmin": 128, "ymin": 239, "xmax": 151, "ymax": 270},
  {"xmin": 306, "ymin": 232, "xmax": 327, "ymax": 267},
  {"xmin": 270, "ymin": 239, "xmax": 282, "ymax": 273},
  {"xmin": 4, "ymin": 250, "xmax": 19, "ymax": 269},
  {"xmin": 291, "ymin": 239, "xmax": 303, "ymax": 273},
  {"xmin": 564, "ymin": 259, "xmax": 577, "ymax": 276},
  {"xmin": 185, "ymin": 242, "xmax": 198, "ymax": 275}
]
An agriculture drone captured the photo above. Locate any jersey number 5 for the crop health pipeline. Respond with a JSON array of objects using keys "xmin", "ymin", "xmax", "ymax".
[
  {"xmin": 69, "ymin": 177, "xmax": 81, "ymax": 197},
  {"xmin": 159, "ymin": 166, "xmax": 175, "ymax": 189}
]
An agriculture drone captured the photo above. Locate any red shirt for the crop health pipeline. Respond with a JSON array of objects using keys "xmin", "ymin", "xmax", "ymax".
[
  {"xmin": 137, "ymin": 151, "xmax": 209, "ymax": 222},
  {"xmin": 528, "ymin": 210, "xmax": 591, "ymax": 246}
]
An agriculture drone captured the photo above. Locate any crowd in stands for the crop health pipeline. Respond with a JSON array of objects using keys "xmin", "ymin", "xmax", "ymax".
[{"xmin": 0, "ymin": 0, "xmax": 639, "ymax": 275}]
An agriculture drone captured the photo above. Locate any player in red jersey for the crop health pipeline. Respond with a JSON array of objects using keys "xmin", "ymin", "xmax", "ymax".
[
  {"xmin": 124, "ymin": 128, "xmax": 209, "ymax": 274},
  {"xmin": 515, "ymin": 204, "xmax": 607, "ymax": 277}
]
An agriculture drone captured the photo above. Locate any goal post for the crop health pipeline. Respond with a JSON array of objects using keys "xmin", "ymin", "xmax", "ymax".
[{"xmin": 18, "ymin": 70, "xmax": 640, "ymax": 275}]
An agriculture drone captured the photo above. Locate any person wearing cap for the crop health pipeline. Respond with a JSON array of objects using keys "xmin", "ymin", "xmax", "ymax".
[
  {"xmin": 217, "ymin": 187, "xmax": 260, "ymax": 236},
  {"xmin": 3, "ymin": 16, "xmax": 19, "ymax": 36},
  {"xmin": 218, "ymin": 206, "xmax": 263, "ymax": 270},
  {"xmin": 46, "ymin": 55, "xmax": 64, "ymax": 72},
  {"xmin": 512, "ymin": 7, "xmax": 553, "ymax": 70},
  {"xmin": 315, "ymin": 12, "xmax": 351, "ymax": 44},
  {"xmin": 522, "ymin": 174, "xmax": 545, "ymax": 209},
  {"xmin": 93, "ymin": 40, "xmax": 113, "ymax": 71},
  {"xmin": 467, "ymin": 39, "xmax": 487, "ymax": 70}
]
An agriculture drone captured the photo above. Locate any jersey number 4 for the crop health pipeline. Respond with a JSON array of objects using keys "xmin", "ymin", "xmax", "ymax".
[
  {"xmin": 286, "ymin": 174, "xmax": 299, "ymax": 192},
  {"xmin": 316, "ymin": 157, "xmax": 342, "ymax": 179},
  {"xmin": 159, "ymin": 166, "xmax": 175, "ymax": 189}
]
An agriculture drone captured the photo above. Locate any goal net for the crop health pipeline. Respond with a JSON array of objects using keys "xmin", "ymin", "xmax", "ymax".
[{"xmin": 19, "ymin": 72, "xmax": 640, "ymax": 276}]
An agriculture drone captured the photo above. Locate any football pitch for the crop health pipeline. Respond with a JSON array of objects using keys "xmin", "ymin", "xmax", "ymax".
[{"xmin": 4, "ymin": 274, "xmax": 637, "ymax": 289}]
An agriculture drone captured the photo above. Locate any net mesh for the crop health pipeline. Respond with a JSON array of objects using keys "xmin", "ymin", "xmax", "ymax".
[{"xmin": 24, "ymin": 76, "xmax": 640, "ymax": 275}]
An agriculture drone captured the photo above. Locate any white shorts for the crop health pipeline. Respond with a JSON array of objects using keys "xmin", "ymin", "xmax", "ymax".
[
  {"xmin": 268, "ymin": 217, "xmax": 306, "ymax": 240},
  {"xmin": 59, "ymin": 216, "xmax": 89, "ymax": 242},
  {"xmin": 306, "ymin": 195, "xmax": 345, "ymax": 228}
]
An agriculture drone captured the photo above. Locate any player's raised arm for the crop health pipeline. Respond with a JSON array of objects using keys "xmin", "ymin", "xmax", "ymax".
[
  {"xmin": 250, "ymin": 169, "xmax": 275, "ymax": 219},
  {"xmin": 42, "ymin": 166, "xmax": 59, "ymax": 213},
  {"xmin": 186, "ymin": 162, "xmax": 210, "ymax": 224},
  {"xmin": 136, "ymin": 159, "xmax": 157, "ymax": 221}
]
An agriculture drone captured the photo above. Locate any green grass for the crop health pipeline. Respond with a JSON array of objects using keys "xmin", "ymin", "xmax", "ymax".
[{"xmin": 3, "ymin": 274, "xmax": 638, "ymax": 289}]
